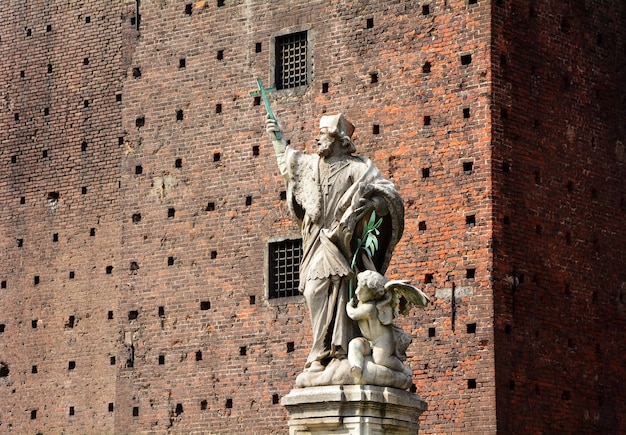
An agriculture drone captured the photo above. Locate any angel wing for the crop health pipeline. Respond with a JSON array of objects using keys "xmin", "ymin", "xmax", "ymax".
[{"xmin": 384, "ymin": 280, "xmax": 430, "ymax": 317}]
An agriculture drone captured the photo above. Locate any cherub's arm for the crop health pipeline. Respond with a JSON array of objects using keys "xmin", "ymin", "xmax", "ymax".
[{"xmin": 346, "ymin": 300, "xmax": 377, "ymax": 321}]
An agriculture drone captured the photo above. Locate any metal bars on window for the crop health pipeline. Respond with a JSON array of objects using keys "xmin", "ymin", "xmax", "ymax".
[
  {"xmin": 275, "ymin": 32, "xmax": 308, "ymax": 90},
  {"xmin": 268, "ymin": 238, "xmax": 302, "ymax": 298}
]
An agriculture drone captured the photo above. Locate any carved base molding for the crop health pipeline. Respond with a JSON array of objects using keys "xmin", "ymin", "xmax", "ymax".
[{"xmin": 282, "ymin": 385, "xmax": 427, "ymax": 435}]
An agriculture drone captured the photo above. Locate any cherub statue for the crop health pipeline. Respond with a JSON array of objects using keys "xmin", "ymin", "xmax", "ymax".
[{"xmin": 346, "ymin": 270, "xmax": 430, "ymax": 383}]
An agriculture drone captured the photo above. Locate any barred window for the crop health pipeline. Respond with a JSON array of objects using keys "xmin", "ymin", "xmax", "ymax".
[
  {"xmin": 268, "ymin": 238, "xmax": 302, "ymax": 298},
  {"xmin": 275, "ymin": 31, "xmax": 308, "ymax": 90}
]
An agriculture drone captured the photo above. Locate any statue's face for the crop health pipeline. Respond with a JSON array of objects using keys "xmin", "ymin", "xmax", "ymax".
[
  {"xmin": 315, "ymin": 127, "xmax": 339, "ymax": 157},
  {"xmin": 355, "ymin": 281, "xmax": 375, "ymax": 303}
]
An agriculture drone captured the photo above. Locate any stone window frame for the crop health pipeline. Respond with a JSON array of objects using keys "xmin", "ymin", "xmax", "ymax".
[
  {"xmin": 269, "ymin": 25, "xmax": 314, "ymax": 96},
  {"xmin": 265, "ymin": 235, "xmax": 304, "ymax": 302}
]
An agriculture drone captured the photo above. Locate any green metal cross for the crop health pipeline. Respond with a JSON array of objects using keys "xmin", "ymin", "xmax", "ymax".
[{"xmin": 250, "ymin": 78, "xmax": 282, "ymax": 140}]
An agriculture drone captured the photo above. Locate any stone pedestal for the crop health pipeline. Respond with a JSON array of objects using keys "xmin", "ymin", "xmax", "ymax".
[{"xmin": 282, "ymin": 385, "xmax": 427, "ymax": 435}]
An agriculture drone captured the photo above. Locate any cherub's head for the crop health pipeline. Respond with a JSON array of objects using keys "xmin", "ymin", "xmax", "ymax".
[{"xmin": 355, "ymin": 270, "xmax": 387, "ymax": 302}]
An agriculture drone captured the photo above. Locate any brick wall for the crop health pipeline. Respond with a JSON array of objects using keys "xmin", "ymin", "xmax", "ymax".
[
  {"xmin": 492, "ymin": 0, "xmax": 626, "ymax": 432},
  {"xmin": 4, "ymin": 0, "xmax": 621, "ymax": 434},
  {"xmin": 110, "ymin": 1, "xmax": 494, "ymax": 432},
  {"xmin": 0, "ymin": 1, "xmax": 136, "ymax": 433}
]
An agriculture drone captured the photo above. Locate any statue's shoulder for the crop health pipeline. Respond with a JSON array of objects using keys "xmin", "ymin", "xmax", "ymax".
[
  {"xmin": 346, "ymin": 154, "xmax": 371, "ymax": 170},
  {"xmin": 286, "ymin": 146, "xmax": 315, "ymax": 161}
]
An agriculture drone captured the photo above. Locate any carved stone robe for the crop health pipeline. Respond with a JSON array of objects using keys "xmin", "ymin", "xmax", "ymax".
[{"xmin": 278, "ymin": 145, "xmax": 404, "ymax": 367}]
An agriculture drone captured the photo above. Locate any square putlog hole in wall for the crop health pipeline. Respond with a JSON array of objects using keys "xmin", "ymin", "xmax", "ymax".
[{"xmin": 461, "ymin": 54, "xmax": 472, "ymax": 65}]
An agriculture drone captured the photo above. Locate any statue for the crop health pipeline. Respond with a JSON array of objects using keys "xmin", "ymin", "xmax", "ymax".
[
  {"xmin": 256, "ymin": 72, "xmax": 425, "ymax": 389},
  {"xmin": 266, "ymin": 111, "xmax": 415, "ymax": 385},
  {"xmin": 347, "ymin": 270, "xmax": 430, "ymax": 387}
]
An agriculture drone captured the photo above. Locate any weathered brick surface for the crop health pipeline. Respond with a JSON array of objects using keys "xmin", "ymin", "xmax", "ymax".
[
  {"xmin": 0, "ymin": 0, "xmax": 622, "ymax": 434},
  {"xmin": 492, "ymin": 1, "xmax": 626, "ymax": 433},
  {"xmin": 0, "ymin": 1, "xmax": 137, "ymax": 433}
]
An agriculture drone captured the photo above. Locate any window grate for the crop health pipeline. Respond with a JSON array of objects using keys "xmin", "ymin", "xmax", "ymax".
[
  {"xmin": 268, "ymin": 238, "xmax": 302, "ymax": 298},
  {"xmin": 275, "ymin": 32, "xmax": 308, "ymax": 90}
]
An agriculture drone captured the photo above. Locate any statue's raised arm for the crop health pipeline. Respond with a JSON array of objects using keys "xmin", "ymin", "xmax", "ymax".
[{"xmin": 265, "ymin": 116, "xmax": 288, "ymax": 177}]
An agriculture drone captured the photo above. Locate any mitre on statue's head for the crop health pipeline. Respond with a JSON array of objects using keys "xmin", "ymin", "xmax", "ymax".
[{"xmin": 319, "ymin": 114, "xmax": 355, "ymax": 138}]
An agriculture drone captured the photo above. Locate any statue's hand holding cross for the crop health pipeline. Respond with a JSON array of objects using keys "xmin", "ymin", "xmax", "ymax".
[{"xmin": 250, "ymin": 78, "xmax": 283, "ymax": 141}]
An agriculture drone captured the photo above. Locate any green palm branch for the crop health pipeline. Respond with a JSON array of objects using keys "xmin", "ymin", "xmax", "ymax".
[{"xmin": 349, "ymin": 210, "xmax": 383, "ymax": 298}]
